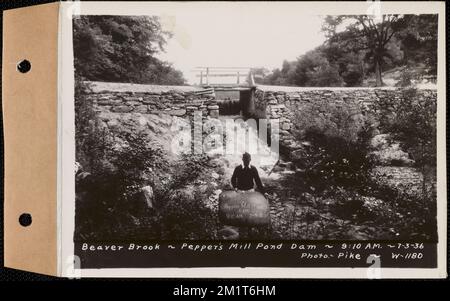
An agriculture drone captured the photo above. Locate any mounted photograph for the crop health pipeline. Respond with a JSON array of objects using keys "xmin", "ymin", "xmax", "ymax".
[{"xmin": 59, "ymin": 1, "xmax": 446, "ymax": 277}]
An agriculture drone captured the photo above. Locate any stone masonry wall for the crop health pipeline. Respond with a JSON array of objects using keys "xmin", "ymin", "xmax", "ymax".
[
  {"xmin": 84, "ymin": 81, "xmax": 436, "ymax": 164},
  {"xmin": 85, "ymin": 81, "xmax": 219, "ymax": 118},
  {"xmin": 253, "ymin": 85, "xmax": 437, "ymax": 152}
]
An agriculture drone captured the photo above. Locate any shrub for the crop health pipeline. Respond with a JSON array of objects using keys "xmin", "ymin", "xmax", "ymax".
[
  {"xmin": 75, "ymin": 127, "xmax": 167, "ymax": 240},
  {"xmin": 75, "ymin": 82, "xmax": 220, "ymax": 240},
  {"xmin": 149, "ymin": 153, "xmax": 218, "ymax": 240},
  {"xmin": 370, "ymin": 134, "xmax": 413, "ymax": 166},
  {"xmin": 396, "ymin": 68, "xmax": 414, "ymax": 87},
  {"xmin": 326, "ymin": 181, "xmax": 436, "ymax": 240},
  {"xmin": 293, "ymin": 102, "xmax": 376, "ymax": 191},
  {"xmin": 157, "ymin": 189, "xmax": 217, "ymax": 240},
  {"xmin": 388, "ymin": 88, "xmax": 437, "ymax": 196},
  {"xmin": 75, "ymin": 80, "xmax": 111, "ymax": 171},
  {"xmin": 169, "ymin": 153, "xmax": 213, "ymax": 190},
  {"xmin": 75, "ymin": 81, "xmax": 169, "ymax": 239},
  {"xmin": 364, "ymin": 180, "xmax": 437, "ymax": 240}
]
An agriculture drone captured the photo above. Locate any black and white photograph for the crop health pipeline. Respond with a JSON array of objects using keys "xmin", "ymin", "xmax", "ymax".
[{"xmin": 63, "ymin": 2, "xmax": 445, "ymax": 275}]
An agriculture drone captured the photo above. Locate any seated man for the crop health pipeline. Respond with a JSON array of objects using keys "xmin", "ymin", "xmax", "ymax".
[
  {"xmin": 230, "ymin": 152, "xmax": 267, "ymax": 239},
  {"xmin": 231, "ymin": 152, "xmax": 264, "ymax": 193}
]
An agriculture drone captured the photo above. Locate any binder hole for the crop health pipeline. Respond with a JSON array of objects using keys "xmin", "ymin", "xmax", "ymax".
[
  {"xmin": 17, "ymin": 59, "xmax": 31, "ymax": 73},
  {"xmin": 19, "ymin": 213, "xmax": 32, "ymax": 227}
]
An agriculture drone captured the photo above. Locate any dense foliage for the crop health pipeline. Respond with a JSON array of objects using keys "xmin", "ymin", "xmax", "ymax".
[
  {"xmin": 255, "ymin": 15, "xmax": 437, "ymax": 87},
  {"xmin": 385, "ymin": 89, "xmax": 437, "ymax": 196},
  {"xmin": 279, "ymin": 98, "xmax": 436, "ymax": 240},
  {"xmin": 73, "ymin": 16, "xmax": 186, "ymax": 85},
  {"xmin": 75, "ymin": 82, "xmax": 217, "ymax": 240},
  {"xmin": 292, "ymin": 102, "xmax": 376, "ymax": 192}
]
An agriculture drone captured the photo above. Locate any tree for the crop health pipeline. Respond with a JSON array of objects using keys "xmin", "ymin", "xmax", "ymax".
[
  {"xmin": 265, "ymin": 60, "xmax": 298, "ymax": 86},
  {"xmin": 397, "ymin": 15, "xmax": 438, "ymax": 77},
  {"xmin": 256, "ymin": 15, "xmax": 437, "ymax": 87},
  {"xmin": 251, "ymin": 67, "xmax": 271, "ymax": 84},
  {"xmin": 322, "ymin": 15, "xmax": 408, "ymax": 86},
  {"xmin": 320, "ymin": 39, "xmax": 366, "ymax": 87},
  {"xmin": 73, "ymin": 16, "xmax": 186, "ymax": 85},
  {"xmin": 292, "ymin": 100, "xmax": 376, "ymax": 191},
  {"xmin": 294, "ymin": 49, "xmax": 344, "ymax": 86},
  {"xmin": 388, "ymin": 89, "xmax": 436, "ymax": 197},
  {"xmin": 75, "ymin": 80, "xmax": 110, "ymax": 171}
]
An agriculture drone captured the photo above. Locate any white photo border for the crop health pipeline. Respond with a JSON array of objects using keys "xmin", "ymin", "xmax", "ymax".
[{"xmin": 59, "ymin": 1, "xmax": 447, "ymax": 278}]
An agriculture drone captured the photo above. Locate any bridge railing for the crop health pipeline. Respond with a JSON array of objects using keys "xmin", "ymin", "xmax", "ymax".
[{"xmin": 193, "ymin": 67, "xmax": 255, "ymax": 86}]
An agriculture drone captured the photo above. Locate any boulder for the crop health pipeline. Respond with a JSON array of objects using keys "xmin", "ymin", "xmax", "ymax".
[
  {"xmin": 371, "ymin": 134, "xmax": 413, "ymax": 166},
  {"xmin": 141, "ymin": 185, "xmax": 154, "ymax": 209},
  {"xmin": 209, "ymin": 109, "xmax": 219, "ymax": 118},
  {"xmin": 281, "ymin": 123, "xmax": 291, "ymax": 130},
  {"xmin": 217, "ymin": 226, "xmax": 240, "ymax": 240},
  {"xmin": 112, "ymin": 105, "xmax": 133, "ymax": 113},
  {"xmin": 168, "ymin": 109, "xmax": 186, "ymax": 116},
  {"xmin": 97, "ymin": 99, "xmax": 121, "ymax": 106},
  {"xmin": 134, "ymin": 105, "xmax": 149, "ymax": 113},
  {"xmin": 219, "ymin": 190, "xmax": 270, "ymax": 226},
  {"xmin": 142, "ymin": 96, "xmax": 160, "ymax": 104}
]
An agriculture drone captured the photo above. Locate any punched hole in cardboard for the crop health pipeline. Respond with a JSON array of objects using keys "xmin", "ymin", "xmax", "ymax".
[
  {"xmin": 19, "ymin": 213, "xmax": 32, "ymax": 227},
  {"xmin": 17, "ymin": 59, "xmax": 31, "ymax": 73}
]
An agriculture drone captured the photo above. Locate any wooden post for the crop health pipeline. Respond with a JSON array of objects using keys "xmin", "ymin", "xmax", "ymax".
[
  {"xmin": 237, "ymin": 71, "xmax": 240, "ymax": 84},
  {"xmin": 200, "ymin": 71, "xmax": 203, "ymax": 85},
  {"xmin": 248, "ymin": 70, "xmax": 256, "ymax": 86},
  {"xmin": 206, "ymin": 67, "xmax": 209, "ymax": 85}
]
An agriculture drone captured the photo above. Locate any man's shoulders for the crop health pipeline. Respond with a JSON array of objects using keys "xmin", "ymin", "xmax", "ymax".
[{"xmin": 250, "ymin": 165, "xmax": 258, "ymax": 171}]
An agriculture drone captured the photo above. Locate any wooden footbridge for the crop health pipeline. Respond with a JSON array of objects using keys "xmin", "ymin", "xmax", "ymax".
[{"xmin": 193, "ymin": 67, "xmax": 256, "ymax": 90}]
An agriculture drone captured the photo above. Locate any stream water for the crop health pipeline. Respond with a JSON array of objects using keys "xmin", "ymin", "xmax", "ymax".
[{"xmin": 216, "ymin": 115, "xmax": 280, "ymax": 181}]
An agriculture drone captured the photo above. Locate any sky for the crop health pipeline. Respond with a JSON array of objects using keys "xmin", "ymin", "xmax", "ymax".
[{"xmin": 155, "ymin": 7, "xmax": 326, "ymax": 84}]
